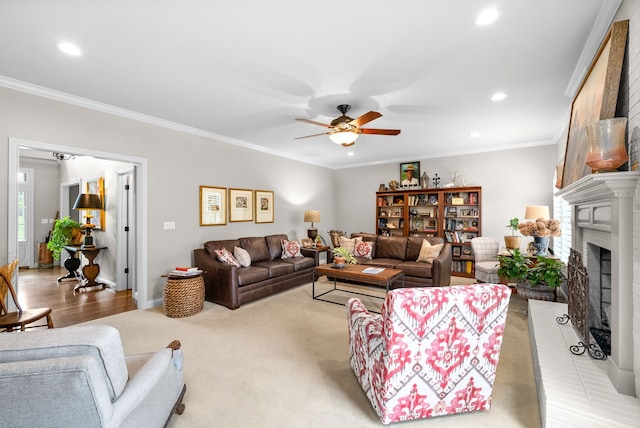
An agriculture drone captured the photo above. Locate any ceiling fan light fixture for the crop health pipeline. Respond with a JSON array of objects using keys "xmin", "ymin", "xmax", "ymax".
[{"xmin": 329, "ymin": 131, "xmax": 359, "ymax": 146}]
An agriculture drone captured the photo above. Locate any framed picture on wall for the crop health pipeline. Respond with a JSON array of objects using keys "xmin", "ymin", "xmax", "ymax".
[
  {"xmin": 85, "ymin": 177, "xmax": 105, "ymax": 230},
  {"xmin": 400, "ymin": 161, "xmax": 420, "ymax": 187},
  {"xmin": 200, "ymin": 186, "xmax": 227, "ymax": 226},
  {"xmin": 229, "ymin": 188, "xmax": 254, "ymax": 222},
  {"xmin": 254, "ymin": 190, "xmax": 274, "ymax": 223}
]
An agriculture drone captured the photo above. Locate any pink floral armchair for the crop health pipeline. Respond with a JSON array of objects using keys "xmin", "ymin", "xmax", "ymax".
[{"xmin": 347, "ymin": 284, "xmax": 511, "ymax": 424}]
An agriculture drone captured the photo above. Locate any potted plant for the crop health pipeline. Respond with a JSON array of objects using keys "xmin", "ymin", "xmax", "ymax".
[
  {"xmin": 517, "ymin": 256, "xmax": 566, "ymax": 301},
  {"xmin": 497, "ymin": 248, "xmax": 531, "ymax": 284},
  {"xmin": 504, "ymin": 217, "xmax": 521, "ymax": 250},
  {"xmin": 332, "ymin": 247, "xmax": 357, "ymax": 267},
  {"xmin": 47, "ymin": 216, "xmax": 83, "ymax": 260}
]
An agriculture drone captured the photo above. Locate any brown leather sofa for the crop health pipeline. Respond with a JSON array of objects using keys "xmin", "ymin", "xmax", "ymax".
[
  {"xmin": 194, "ymin": 234, "xmax": 316, "ymax": 310},
  {"xmin": 349, "ymin": 233, "xmax": 452, "ymax": 287}
]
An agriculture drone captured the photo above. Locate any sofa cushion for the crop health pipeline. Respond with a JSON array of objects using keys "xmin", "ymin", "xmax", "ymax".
[
  {"xmin": 339, "ymin": 236, "xmax": 362, "ymax": 254},
  {"xmin": 239, "ymin": 237, "xmax": 270, "ymax": 263},
  {"xmin": 281, "ymin": 240, "xmax": 302, "ymax": 258},
  {"xmin": 236, "ymin": 266, "xmax": 270, "ymax": 286},
  {"xmin": 375, "ymin": 236, "xmax": 408, "ymax": 260},
  {"xmin": 280, "ymin": 256, "xmax": 315, "ymax": 272},
  {"xmin": 0, "ymin": 325, "xmax": 128, "ymax": 401},
  {"xmin": 234, "ymin": 246, "xmax": 251, "ymax": 267},
  {"xmin": 361, "ymin": 258, "xmax": 400, "ymax": 269},
  {"xmin": 214, "ymin": 247, "xmax": 241, "ymax": 267},
  {"xmin": 397, "ymin": 260, "xmax": 433, "ymax": 277},
  {"xmin": 417, "ymin": 240, "xmax": 444, "ymax": 263},
  {"xmin": 354, "ymin": 241, "xmax": 374, "ymax": 259},
  {"xmin": 204, "ymin": 239, "xmax": 241, "ymax": 257},
  {"xmin": 253, "ymin": 260, "xmax": 295, "ymax": 277},
  {"xmin": 265, "ymin": 234, "xmax": 288, "ymax": 260}
]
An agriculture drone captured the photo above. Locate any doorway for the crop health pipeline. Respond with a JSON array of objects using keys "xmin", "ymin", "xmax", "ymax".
[
  {"xmin": 8, "ymin": 139, "xmax": 151, "ymax": 309},
  {"xmin": 17, "ymin": 168, "xmax": 34, "ymax": 268}
]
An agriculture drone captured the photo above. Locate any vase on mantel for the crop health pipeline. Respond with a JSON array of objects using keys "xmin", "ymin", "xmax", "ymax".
[
  {"xmin": 585, "ymin": 118, "xmax": 628, "ymax": 172},
  {"xmin": 532, "ymin": 236, "xmax": 549, "ymax": 256}
]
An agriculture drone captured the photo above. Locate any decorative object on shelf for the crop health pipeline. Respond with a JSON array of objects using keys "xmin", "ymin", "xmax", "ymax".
[
  {"xmin": 518, "ymin": 206, "xmax": 560, "ymax": 256},
  {"xmin": 304, "ymin": 209, "xmax": 320, "ymax": 240},
  {"xmin": 421, "ymin": 172, "xmax": 429, "ymax": 189},
  {"xmin": 388, "ymin": 180, "xmax": 399, "ymax": 190},
  {"xmin": 432, "ymin": 173, "xmax": 440, "ymax": 188},
  {"xmin": 561, "ymin": 20, "xmax": 628, "ymax": 188},
  {"xmin": 400, "ymin": 161, "xmax": 420, "ymax": 187},
  {"xmin": 200, "ymin": 185, "xmax": 226, "ymax": 226},
  {"xmin": 46, "ymin": 216, "xmax": 83, "ymax": 260},
  {"xmin": 378, "ymin": 184, "xmax": 387, "ymax": 191},
  {"xmin": 229, "ymin": 188, "xmax": 254, "ymax": 222},
  {"xmin": 72, "ymin": 193, "xmax": 103, "ymax": 247},
  {"xmin": 331, "ymin": 246, "xmax": 356, "ymax": 267},
  {"xmin": 504, "ymin": 217, "xmax": 521, "ymax": 250},
  {"xmin": 254, "ymin": 190, "xmax": 274, "ymax": 223},
  {"xmin": 585, "ymin": 117, "xmax": 628, "ymax": 172}
]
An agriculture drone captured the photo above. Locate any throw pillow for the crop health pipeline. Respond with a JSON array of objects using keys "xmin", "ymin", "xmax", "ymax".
[
  {"xmin": 417, "ymin": 240, "xmax": 444, "ymax": 263},
  {"xmin": 281, "ymin": 239, "xmax": 302, "ymax": 259},
  {"xmin": 233, "ymin": 246, "xmax": 251, "ymax": 267},
  {"xmin": 338, "ymin": 236, "xmax": 362, "ymax": 255},
  {"xmin": 214, "ymin": 247, "xmax": 241, "ymax": 267},
  {"xmin": 354, "ymin": 241, "xmax": 374, "ymax": 259}
]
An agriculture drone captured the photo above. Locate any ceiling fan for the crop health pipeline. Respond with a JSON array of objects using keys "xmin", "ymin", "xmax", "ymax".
[{"xmin": 295, "ymin": 104, "xmax": 401, "ymax": 147}]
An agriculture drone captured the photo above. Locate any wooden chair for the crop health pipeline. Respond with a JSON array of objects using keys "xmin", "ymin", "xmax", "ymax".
[{"xmin": 0, "ymin": 260, "xmax": 54, "ymax": 332}]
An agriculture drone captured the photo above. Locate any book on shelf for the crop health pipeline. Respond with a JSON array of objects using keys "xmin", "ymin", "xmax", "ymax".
[
  {"xmin": 169, "ymin": 269, "xmax": 203, "ymax": 277},
  {"xmin": 362, "ymin": 267, "xmax": 385, "ymax": 274}
]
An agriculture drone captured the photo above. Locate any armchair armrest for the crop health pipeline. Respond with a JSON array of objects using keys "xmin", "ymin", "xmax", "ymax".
[{"xmin": 194, "ymin": 248, "xmax": 240, "ymax": 308}]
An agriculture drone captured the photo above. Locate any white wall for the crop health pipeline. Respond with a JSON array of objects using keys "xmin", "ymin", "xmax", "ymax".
[
  {"xmin": 0, "ymin": 86, "xmax": 335, "ymax": 306},
  {"xmin": 334, "ymin": 145, "xmax": 557, "ymax": 250}
]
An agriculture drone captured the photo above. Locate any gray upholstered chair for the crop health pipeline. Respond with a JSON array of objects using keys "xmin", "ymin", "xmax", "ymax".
[
  {"xmin": 470, "ymin": 237, "xmax": 500, "ymax": 283},
  {"xmin": 0, "ymin": 325, "xmax": 185, "ymax": 427}
]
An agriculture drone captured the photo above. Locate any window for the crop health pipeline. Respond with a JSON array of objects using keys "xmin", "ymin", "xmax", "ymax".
[{"xmin": 553, "ymin": 193, "xmax": 572, "ymax": 263}]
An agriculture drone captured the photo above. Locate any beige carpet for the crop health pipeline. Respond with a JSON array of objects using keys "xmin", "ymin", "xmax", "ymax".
[{"xmin": 80, "ymin": 278, "xmax": 541, "ymax": 427}]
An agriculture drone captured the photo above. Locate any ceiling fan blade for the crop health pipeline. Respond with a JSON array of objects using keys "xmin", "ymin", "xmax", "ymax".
[
  {"xmin": 341, "ymin": 142, "xmax": 356, "ymax": 147},
  {"xmin": 349, "ymin": 111, "xmax": 382, "ymax": 127},
  {"xmin": 295, "ymin": 118, "xmax": 332, "ymax": 128},
  {"xmin": 295, "ymin": 132, "xmax": 330, "ymax": 140},
  {"xmin": 360, "ymin": 128, "xmax": 401, "ymax": 135}
]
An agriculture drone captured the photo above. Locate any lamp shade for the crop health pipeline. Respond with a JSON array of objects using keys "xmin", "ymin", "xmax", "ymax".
[
  {"xmin": 73, "ymin": 193, "xmax": 103, "ymax": 210},
  {"xmin": 329, "ymin": 131, "xmax": 359, "ymax": 145},
  {"xmin": 304, "ymin": 210, "xmax": 320, "ymax": 223},
  {"xmin": 524, "ymin": 205, "xmax": 549, "ymax": 220}
]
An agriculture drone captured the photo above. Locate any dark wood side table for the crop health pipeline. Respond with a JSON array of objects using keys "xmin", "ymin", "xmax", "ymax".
[
  {"xmin": 301, "ymin": 245, "xmax": 332, "ymax": 266},
  {"xmin": 62, "ymin": 245, "xmax": 107, "ymax": 291}
]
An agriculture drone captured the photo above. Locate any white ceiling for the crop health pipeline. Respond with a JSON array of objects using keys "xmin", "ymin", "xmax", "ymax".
[{"xmin": 0, "ymin": 1, "xmax": 619, "ymax": 168}]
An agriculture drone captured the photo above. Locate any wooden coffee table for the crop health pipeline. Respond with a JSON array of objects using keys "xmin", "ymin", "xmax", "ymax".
[{"xmin": 313, "ymin": 264, "xmax": 404, "ymax": 309}]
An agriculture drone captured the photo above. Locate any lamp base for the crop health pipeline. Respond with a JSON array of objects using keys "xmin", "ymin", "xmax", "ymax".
[{"xmin": 307, "ymin": 228, "xmax": 318, "ymax": 240}]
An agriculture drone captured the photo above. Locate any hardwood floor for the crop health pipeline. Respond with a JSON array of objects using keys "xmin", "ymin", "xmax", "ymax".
[{"xmin": 16, "ymin": 266, "xmax": 136, "ymax": 328}]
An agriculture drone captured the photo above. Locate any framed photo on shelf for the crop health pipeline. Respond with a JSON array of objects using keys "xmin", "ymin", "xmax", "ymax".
[
  {"xmin": 200, "ymin": 186, "xmax": 226, "ymax": 226},
  {"xmin": 85, "ymin": 177, "xmax": 105, "ymax": 230},
  {"xmin": 446, "ymin": 207, "xmax": 457, "ymax": 217},
  {"xmin": 229, "ymin": 188, "xmax": 254, "ymax": 222},
  {"xmin": 254, "ymin": 190, "xmax": 274, "ymax": 223},
  {"xmin": 461, "ymin": 209, "xmax": 472, "ymax": 216},
  {"xmin": 453, "ymin": 246, "xmax": 462, "ymax": 257},
  {"xmin": 399, "ymin": 161, "xmax": 420, "ymax": 187},
  {"xmin": 301, "ymin": 238, "xmax": 313, "ymax": 248}
]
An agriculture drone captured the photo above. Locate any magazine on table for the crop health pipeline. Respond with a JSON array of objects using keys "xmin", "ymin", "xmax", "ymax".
[{"xmin": 362, "ymin": 267, "xmax": 385, "ymax": 274}]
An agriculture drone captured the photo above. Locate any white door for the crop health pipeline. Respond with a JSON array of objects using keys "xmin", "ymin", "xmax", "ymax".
[
  {"xmin": 117, "ymin": 167, "xmax": 136, "ymax": 295},
  {"xmin": 17, "ymin": 168, "xmax": 34, "ymax": 267}
]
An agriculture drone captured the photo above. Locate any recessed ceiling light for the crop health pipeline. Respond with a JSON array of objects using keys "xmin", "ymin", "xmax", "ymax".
[
  {"xmin": 470, "ymin": 132, "xmax": 480, "ymax": 138},
  {"xmin": 491, "ymin": 92, "xmax": 507, "ymax": 101},
  {"xmin": 347, "ymin": 152, "xmax": 354, "ymax": 156},
  {"xmin": 56, "ymin": 42, "xmax": 81, "ymax": 56},
  {"xmin": 474, "ymin": 8, "xmax": 501, "ymax": 26}
]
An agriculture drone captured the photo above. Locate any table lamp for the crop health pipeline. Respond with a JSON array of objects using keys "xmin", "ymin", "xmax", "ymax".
[
  {"xmin": 304, "ymin": 209, "xmax": 320, "ymax": 240},
  {"xmin": 73, "ymin": 193, "xmax": 103, "ymax": 247}
]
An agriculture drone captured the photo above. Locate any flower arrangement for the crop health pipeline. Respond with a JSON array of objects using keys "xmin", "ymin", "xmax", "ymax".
[{"xmin": 518, "ymin": 218, "xmax": 561, "ymax": 237}]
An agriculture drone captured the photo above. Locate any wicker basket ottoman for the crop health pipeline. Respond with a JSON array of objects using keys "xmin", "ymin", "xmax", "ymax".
[{"xmin": 163, "ymin": 274, "xmax": 205, "ymax": 317}]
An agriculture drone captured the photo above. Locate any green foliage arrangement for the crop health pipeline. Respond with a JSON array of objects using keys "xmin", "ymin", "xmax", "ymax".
[
  {"xmin": 526, "ymin": 256, "xmax": 566, "ymax": 289},
  {"xmin": 506, "ymin": 218, "xmax": 519, "ymax": 236},
  {"xmin": 497, "ymin": 249, "xmax": 531, "ymax": 282},
  {"xmin": 331, "ymin": 247, "xmax": 357, "ymax": 264},
  {"xmin": 47, "ymin": 216, "xmax": 82, "ymax": 260}
]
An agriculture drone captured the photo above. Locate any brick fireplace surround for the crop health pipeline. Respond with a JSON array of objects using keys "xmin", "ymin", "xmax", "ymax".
[{"xmin": 528, "ymin": 171, "xmax": 640, "ymax": 426}]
